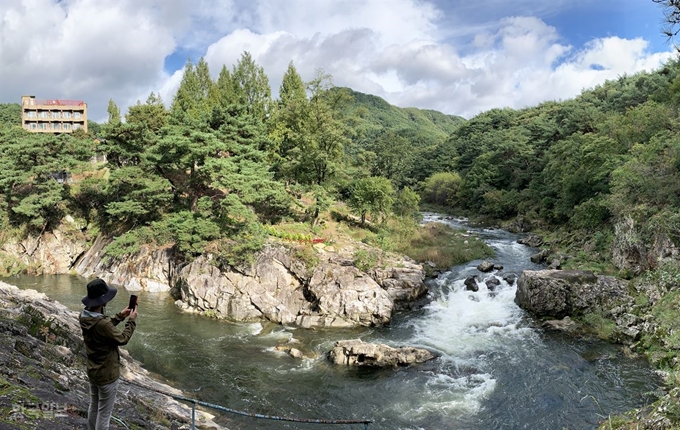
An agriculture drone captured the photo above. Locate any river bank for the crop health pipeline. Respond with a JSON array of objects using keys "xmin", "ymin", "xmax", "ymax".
[{"xmin": 0, "ymin": 281, "xmax": 220, "ymax": 429}]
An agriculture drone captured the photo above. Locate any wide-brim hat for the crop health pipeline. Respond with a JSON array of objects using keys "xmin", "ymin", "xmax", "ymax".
[{"xmin": 82, "ymin": 278, "xmax": 117, "ymax": 307}]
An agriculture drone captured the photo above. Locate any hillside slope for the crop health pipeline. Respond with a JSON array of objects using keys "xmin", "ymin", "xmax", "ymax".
[{"xmin": 342, "ymin": 87, "xmax": 465, "ymax": 144}]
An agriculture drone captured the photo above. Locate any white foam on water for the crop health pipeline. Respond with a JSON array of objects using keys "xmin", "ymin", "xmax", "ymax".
[
  {"xmin": 398, "ymin": 274, "xmax": 540, "ymax": 418},
  {"xmin": 383, "ymin": 372, "xmax": 497, "ymax": 422}
]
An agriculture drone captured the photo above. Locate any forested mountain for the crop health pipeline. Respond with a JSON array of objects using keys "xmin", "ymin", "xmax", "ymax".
[
  {"xmin": 418, "ymin": 58, "xmax": 680, "ymax": 274},
  {"xmin": 342, "ymin": 88, "xmax": 464, "ymax": 143}
]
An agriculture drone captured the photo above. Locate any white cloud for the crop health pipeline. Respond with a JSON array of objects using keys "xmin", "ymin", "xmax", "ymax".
[
  {"xmin": 0, "ymin": 0, "xmax": 175, "ymax": 122},
  {"xmin": 0, "ymin": 0, "xmax": 674, "ymax": 121}
]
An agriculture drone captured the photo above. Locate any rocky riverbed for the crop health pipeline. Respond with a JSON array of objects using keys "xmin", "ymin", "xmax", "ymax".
[{"xmin": 0, "ymin": 281, "xmax": 220, "ymax": 429}]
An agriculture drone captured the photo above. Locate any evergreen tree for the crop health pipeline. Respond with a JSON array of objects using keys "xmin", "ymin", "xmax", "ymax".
[
  {"xmin": 279, "ymin": 61, "xmax": 307, "ymax": 107},
  {"xmin": 231, "ymin": 51, "xmax": 272, "ymax": 122},
  {"xmin": 107, "ymin": 99, "xmax": 121, "ymax": 124},
  {"xmin": 216, "ymin": 65, "xmax": 236, "ymax": 107},
  {"xmin": 270, "ymin": 61, "xmax": 308, "ymax": 178},
  {"xmin": 195, "ymin": 57, "xmax": 220, "ymax": 111},
  {"xmin": 170, "ymin": 60, "xmax": 202, "ymax": 123},
  {"xmin": 0, "ymin": 128, "xmax": 93, "ymax": 230}
]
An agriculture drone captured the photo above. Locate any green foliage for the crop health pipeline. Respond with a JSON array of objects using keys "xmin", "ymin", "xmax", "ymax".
[
  {"xmin": 107, "ymin": 99, "xmax": 121, "ymax": 124},
  {"xmin": 155, "ymin": 209, "xmax": 221, "ymax": 256},
  {"xmin": 421, "ymin": 172, "xmax": 462, "ymax": 207},
  {"xmin": 642, "ymin": 289, "xmax": 680, "ymax": 368},
  {"xmin": 272, "ymin": 70, "xmax": 352, "ymax": 186},
  {"xmin": 231, "ymin": 52, "xmax": 272, "ymax": 122},
  {"xmin": 353, "ymin": 249, "xmax": 381, "ymax": 272},
  {"xmin": 103, "ymin": 230, "xmax": 144, "ymax": 260},
  {"xmin": 580, "ymin": 312, "xmax": 617, "ymax": 340},
  {"xmin": 306, "ymin": 185, "xmax": 332, "ymax": 226},
  {"xmin": 348, "ymin": 176, "xmax": 395, "ymax": 225},
  {"xmin": 0, "ymin": 103, "xmax": 21, "ymax": 128},
  {"xmin": 0, "ymin": 127, "xmax": 94, "ymax": 231},
  {"xmin": 389, "ymin": 220, "xmax": 494, "ymax": 270},
  {"xmin": 394, "ymin": 186, "xmax": 421, "ymax": 219},
  {"xmin": 642, "ymin": 261, "xmax": 680, "ymax": 292},
  {"xmin": 295, "ymin": 245, "xmax": 320, "ymax": 271}
]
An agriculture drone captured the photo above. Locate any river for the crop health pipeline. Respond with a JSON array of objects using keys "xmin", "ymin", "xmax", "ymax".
[{"xmin": 4, "ymin": 214, "xmax": 662, "ymax": 429}]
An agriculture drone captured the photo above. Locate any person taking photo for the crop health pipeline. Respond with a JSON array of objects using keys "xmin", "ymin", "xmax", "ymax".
[{"xmin": 79, "ymin": 278, "xmax": 138, "ymax": 430}]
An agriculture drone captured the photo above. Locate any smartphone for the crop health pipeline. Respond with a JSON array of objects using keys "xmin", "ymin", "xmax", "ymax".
[{"xmin": 128, "ymin": 294, "xmax": 138, "ymax": 310}]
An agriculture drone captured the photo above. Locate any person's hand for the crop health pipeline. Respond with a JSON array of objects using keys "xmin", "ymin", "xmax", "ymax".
[
  {"xmin": 120, "ymin": 307, "xmax": 131, "ymax": 317},
  {"xmin": 129, "ymin": 307, "xmax": 138, "ymax": 322}
]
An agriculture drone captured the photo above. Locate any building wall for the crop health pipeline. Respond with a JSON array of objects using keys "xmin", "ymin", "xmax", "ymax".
[{"xmin": 21, "ymin": 95, "xmax": 88, "ymax": 134}]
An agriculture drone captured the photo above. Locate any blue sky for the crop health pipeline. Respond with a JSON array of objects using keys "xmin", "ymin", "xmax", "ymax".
[{"xmin": 0, "ymin": 0, "xmax": 675, "ymax": 121}]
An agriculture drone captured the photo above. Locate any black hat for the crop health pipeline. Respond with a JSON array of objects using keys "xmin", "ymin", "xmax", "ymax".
[{"xmin": 82, "ymin": 278, "xmax": 117, "ymax": 308}]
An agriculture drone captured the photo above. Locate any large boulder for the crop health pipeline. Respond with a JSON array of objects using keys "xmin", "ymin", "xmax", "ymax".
[
  {"xmin": 369, "ymin": 260, "xmax": 427, "ymax": 310},
  {"xmin": 515, "ymin": 270, "xmax": 631, "ymax": 319},
  {"xmin": 173, "ymin": 244, "xmax": 426, "ymax": 328},
  {"xmin": 517, "ymin": 234, "xmax": 543, "ymax": 248},
  {"xmin": 327, "ymin": 339, "xmax": 436, "ymax": 367}
]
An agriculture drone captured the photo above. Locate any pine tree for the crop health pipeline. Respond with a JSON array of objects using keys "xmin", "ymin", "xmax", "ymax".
[
  {"xmin": 216, "ymin": 65, "xmax": 236, "ymax": 107},
  {"xmin": 170, "ymin": 60, "xmax": 201, "ymax": 123},
  {"xmin": 195, "ymin": 57, "xmax": 220, "ymax": 112},
  {"xmin": 231, "ymin": 51, "xmax": 272, "ymax": 122},
  {"xmin": 269, "ymin": 61, "xmax": 308, "ymax": 179},
  {"xmin": 107, "ymin": 99, "xmax": 121, "ymax": 124}
]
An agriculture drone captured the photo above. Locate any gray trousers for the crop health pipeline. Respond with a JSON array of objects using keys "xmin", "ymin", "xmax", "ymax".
[{"xmin": 88, "ymin": 379, "xmax": 119, "ymax": 430}]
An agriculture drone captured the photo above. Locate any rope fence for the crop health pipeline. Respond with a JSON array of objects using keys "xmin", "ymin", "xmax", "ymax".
[{"xmin": 121, "ymin": 378, "xmax": 373, "ymax": 429}]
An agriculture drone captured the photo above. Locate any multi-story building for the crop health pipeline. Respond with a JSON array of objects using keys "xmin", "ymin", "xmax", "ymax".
[{"xmin": 21, "ymin": 95, "xmax": 88, "ymax": 133}]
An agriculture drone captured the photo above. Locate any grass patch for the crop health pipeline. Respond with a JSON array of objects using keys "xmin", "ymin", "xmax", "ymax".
[
  {"xmin": 384, "ymin": 219, "xmax": 494, "ymax": 271},
  {"xmin": 642, "ymin": 289, "xmax": 680, "ymax": 368},
  {"xmin": 0, "ymin": 377, "xmax": 40, "ymax": 406},
  {"xmin": 580, "ymin": 312, "xmax": 617, "ymax": 340}
]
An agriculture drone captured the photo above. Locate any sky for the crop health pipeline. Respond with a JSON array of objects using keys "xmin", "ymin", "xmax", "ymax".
[{"xmin": 0, "ymin": 0, "xmax": 676, "ymax": 122}]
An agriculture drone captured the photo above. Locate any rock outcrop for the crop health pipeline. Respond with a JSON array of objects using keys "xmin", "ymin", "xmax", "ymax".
[
  {"xmin": 515, "ymin": 270, "xmax": 630, "ymax": 319},
  {"xmin": 517, "ymin": 234, "xmax": 543, "ymax": 248},
  {"xmin": 0, "ymin": 281, "xmax": 220, "ymax": 429},
  {"xmin": 74, "ymin": 235, "xmax": 175, "ymax": 293},
  {"xmin": 1, "ymin": 223, "xmax": 427, "ymax": 329},
  {"xmin": 0, "ymin": 220, "xmax": 87, "ymax": 275},
  {"xmin": 327, "ymin": 339, "xmax": 436, "ymax": 367},
  {"xmin": 173, "ymin": 244, "xmax": 426, "ymax": 328}
]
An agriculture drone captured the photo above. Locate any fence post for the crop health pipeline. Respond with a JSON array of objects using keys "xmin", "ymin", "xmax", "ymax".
[{"xmin": 191, "ymin": 400, "xmax": 196, "ymax": 430}]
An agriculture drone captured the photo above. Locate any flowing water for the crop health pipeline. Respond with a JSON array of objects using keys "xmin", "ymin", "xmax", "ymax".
[{"xmin": 5, "ymin": 214, "xmax": 662, "ymax": 429}]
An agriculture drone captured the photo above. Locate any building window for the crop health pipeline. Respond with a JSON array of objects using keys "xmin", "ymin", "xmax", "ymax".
[
  {"xmin": 30, "ymin": 123, "xmax": 37, "ymax": 130},
  {"xmin": 39, "ymin": 111, "xmax": 47, "ymax": 119},
  {"xmin": 74, "ymin": 112, "xmax": 81, "ymax": 119},
  {"xmin": 63, "ymin": 123, "xmax": 71, "ymax": 130},
  {"xmin": 73, "ymin": 124, "xmax": 80, "ymax": 130},
  {"xmin": 51, "ymin": 111, "xmax": 60, "ymax": 119},
  {"xmin": 53, "ymin": 123, "xmax": 60, "ymax": 130},
  {"xmin": 63, "ymin": 111, "xmax": 71, "ymax": 119},
  {"xmin": 27, "ymin": 111, "xmax": 36, "ymax": 118},
  {"xmin": 37, "ymin": 123, "xmax": 43, "ymax": 130}
]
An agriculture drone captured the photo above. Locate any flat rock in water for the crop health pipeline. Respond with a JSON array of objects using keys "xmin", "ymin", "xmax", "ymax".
[{"xmin": 327, "ymin": 339, "xmax": 436, "ymax": 367}]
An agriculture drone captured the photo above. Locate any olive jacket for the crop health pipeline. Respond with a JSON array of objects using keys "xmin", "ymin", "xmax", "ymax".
[{"xmin": 79, "ymin": 309, "xmax": 136, "ymax": 385}]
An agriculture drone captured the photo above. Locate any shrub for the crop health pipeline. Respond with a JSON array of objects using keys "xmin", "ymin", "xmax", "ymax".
[{"xmin": 354, "ymin": 249, "xmax": 380, "ymax": 272}]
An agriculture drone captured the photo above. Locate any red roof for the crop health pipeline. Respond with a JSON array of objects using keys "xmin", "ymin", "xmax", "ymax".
[{"xmin": 32, "ymin": 99, "xmax": 85, "ymax": 106}]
